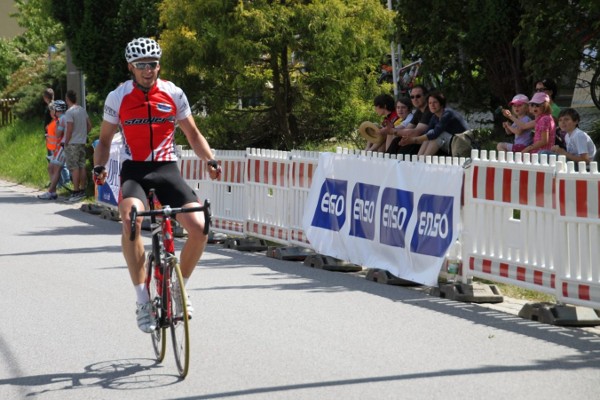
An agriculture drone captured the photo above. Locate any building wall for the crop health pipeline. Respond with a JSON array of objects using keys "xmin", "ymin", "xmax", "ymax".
[{"xmin": 0, "ymin": 0, "xmax": 25, "ymax": 38}]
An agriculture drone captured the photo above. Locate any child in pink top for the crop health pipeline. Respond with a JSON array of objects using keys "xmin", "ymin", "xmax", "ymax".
[{"xmin": 523, "ymin": 92, "xmax": 555, "ymax": 153}]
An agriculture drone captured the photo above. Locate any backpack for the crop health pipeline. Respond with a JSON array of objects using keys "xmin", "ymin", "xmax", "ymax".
[{"xmin": 450, "ymin": 130, "xmax": 480, "ymax": 158}]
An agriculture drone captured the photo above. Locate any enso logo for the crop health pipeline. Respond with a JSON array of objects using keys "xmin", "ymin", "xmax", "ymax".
[
  {"xmin": 311, "ymin": 178, "xmax": 347, "ymax": 231},
  {"xmin": 410, "ymin": 194, "xmax": 453, "ymax": 257},
  {"xmin": 379, "ymin": 188, "xmax": 413, "ymax": 247},
  {"xmin": 349, "ymin": 183, "xmax": 380, "ymax": 240}
]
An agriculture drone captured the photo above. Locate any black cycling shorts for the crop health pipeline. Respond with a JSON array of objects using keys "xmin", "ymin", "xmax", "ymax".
[{"xmin": 120, "ymin": 160, "xmax": 198, "ymax": 208}]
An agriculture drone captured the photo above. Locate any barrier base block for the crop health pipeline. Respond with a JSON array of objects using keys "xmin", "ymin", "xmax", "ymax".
[
  {"xmin": 172, "ymin": 221, "xmax": 185, "ymax": 238},
  {"xmin": 100, "ymin": 208, "xmax": 121, "ymax": 221},
  {"xmin": 518, "ymin": 302, "xmax": 600, "ymax": 326},
  {"xmin": 81, "ymin": 203, "xmax": 105, "ymax": 215},
  {"xmin": 303, "ymin": 255, "xmax": 362, "ymax": 272},
  {"xmin": 433, "ymin": 281, "xmax": 504, "ymax": 303},
  {"xmin": 267, "ymin": 246, "xmax": 315, "ymax": 261},
  {"xmin": 365, "ymin": 269, "xmax": 421, "ymax": 286},
  {"xmin": 208, "ymin": 231, "xmax": 228, "ymax": 244},
  {"xmin": 224, "ymin": 237, "xmax": 268, "ymax": 252}
]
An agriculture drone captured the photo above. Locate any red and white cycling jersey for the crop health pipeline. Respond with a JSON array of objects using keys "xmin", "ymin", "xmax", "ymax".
[{"xmin": 103, "ymin": 79, "xmax": 191, "ymax": 161}]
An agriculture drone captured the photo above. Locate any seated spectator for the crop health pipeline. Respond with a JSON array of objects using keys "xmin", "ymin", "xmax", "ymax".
[
  {"xmin": 365, "ymin": 94, "xmax": 400, "ymax": 153},
  {"xmin": 498, "ymin": 94, "xmax": 534, "ymax": 153},
  {"xmin": 383, "ymin": 97, "xmax": 414, "ymax": 150},
  {"xmin": 399, "ymin": 91, "xmax": 469, "ymax": 156},
  {"xmin": 522, "ymin": 92, "xmax": 555, "ymax": 154},
  {"xmin": 542, "ymin": 108, "xmax": 596, "ymax": 164},
  {"xmin": 534, "ymin": 78, "xmax": 561, "ymax": 119},
  {"xmin": 384, "ymin": 85, "xmax": 432, "ymax": 155},
  {"xmin": 396, "ymin": 96, "xmax": 414, "ymax": 128}
]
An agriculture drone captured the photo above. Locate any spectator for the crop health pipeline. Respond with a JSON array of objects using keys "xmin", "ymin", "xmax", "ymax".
[
  {"xmin": 38, "ymin": 101, "xmax": 68, "ymax": 200},
  {"xmin": 385, "ymin": 84, "xmax": 433, "ymax": 155},
  {"xmin": 400, "ymin": 91, "xmax": 469, "ymax": 156},
  {"xmin": 64, "ymin": 90, "xmax": 92, "ymax": 202},
  {"xmin": 543, "ymin": 108, "xmax": 596, "ymax": 164},
  {"xmin": 42, "ymin": 88, "xmax": 54, "ymax": 157},
  {"xmin": 498, "ymin": 94, "xmax": 534, "ymax": 153},
  {"xmin": 523, "ymin": 92, "xmax": 555, "ymax": 154},
  {"xmin": 534, "ymin": 78, "xmax": 561, "ymax": 119},
  {"xmin": 365, "ymin": 94, "xmax": 400, "ymax": 153},
  {"xmin": 396, "ymin": 97, "xmax": 414, "ymax": 128}
]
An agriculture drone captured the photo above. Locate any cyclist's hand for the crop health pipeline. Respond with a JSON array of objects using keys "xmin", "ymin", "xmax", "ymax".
[
  {"xmin": 207, "ymin": 159, "xmax": 222, "ymax": 180},
  {"xmin": 93, "ymin": 165, "xmax": 108, "ymax": 186}
]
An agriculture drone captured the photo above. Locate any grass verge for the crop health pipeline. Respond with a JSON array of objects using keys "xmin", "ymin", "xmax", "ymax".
[{"xmin": 0, "ymin": 119, "xmax": 48, "ymax": 188}]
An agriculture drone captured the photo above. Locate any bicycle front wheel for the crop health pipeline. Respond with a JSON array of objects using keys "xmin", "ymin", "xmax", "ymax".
[
  {"xmin": 170, "ymin": 262, "xmax": 190, "ymax": 378},
  {"xmin": 146, "ymin": 253, "xmax": 166, "ymax": 362}
]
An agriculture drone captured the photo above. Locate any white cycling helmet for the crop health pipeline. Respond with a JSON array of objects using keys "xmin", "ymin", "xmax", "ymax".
[
  {"xmin": 125, "ymin": 37, "xmax": 162, "ymax": 63},
  {"xmin": 53, "ymin": 100, "xmax": 67, "ymax": 112}
]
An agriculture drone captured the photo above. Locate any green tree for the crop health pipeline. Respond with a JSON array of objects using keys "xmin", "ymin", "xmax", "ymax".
[
  {"xmin": 50, "ymin": 0, "xmax": 162, "ymax": 96},
  {"xmin": 159, "ymin": 0, "xmax": 394, "ymax": 150},
  {"xmin": 394, "ymin": 0, "xmax": 600, "ymax": 110},
  {"xmin": 1, "ymin": 0, "xmax": 66, "ymax": 118},
  {"xmin": 12, "ymin": 0, "xmax": 64, "ymax": 55}
]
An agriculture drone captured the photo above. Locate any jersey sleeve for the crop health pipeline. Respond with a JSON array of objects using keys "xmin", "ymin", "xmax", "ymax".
[
  {"xmin": 103, "ymin": 89, "xmax": 121, "ymax": 125},
  {"xmin": 174, "ymin": 86, "xmax": 192, "ymax": 121}
]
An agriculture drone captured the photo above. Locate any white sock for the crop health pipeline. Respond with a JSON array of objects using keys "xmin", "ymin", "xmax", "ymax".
[
  {"xmin": 183, "ymin": 278, "xmax": 189, "ymax": 288},
  {"xmin": 135, "ymin": 283, "xmax": 149, "ymax": 304}
]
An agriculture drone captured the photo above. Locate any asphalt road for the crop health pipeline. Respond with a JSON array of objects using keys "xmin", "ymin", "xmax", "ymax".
[{"xmin": 1, "ymin": 180, "xmax": 599, "ymax": 399}]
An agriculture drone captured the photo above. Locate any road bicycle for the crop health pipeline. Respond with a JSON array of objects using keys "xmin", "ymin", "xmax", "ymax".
[{"xmin": 129, "ymin": 189, "xmax": 211, "ymax": 378}]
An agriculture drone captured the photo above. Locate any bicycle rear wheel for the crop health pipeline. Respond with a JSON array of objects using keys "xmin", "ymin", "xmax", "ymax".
[
  {"xmin": 169, "ymin": 261, "xmax": 190, "ymax": 378},
  {"xmin": 146, "ymin": 253, "xmax": 166, "ymax": 362}
]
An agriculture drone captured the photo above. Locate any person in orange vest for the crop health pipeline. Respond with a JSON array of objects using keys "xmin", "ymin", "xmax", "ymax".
[
  {"xmin": 43, "ymin": 97, "xmax": 71, "ymax": 191},
  {"xmin": 39, "ymin": 100, "xmax": 69, "ymax": 200},
  {"xmin": 45, "ymin": 104, "xmax": 60, "ymax": 155}
]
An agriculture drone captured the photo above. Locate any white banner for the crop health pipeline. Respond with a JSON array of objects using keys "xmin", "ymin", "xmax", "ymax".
[{"xmin": 302, "ymin": 152, "xmax": 464, "ymax": 286}]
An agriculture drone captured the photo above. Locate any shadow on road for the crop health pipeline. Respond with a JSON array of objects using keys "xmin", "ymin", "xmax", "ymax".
[
  {"xmin": 195, "ymin": 246, "xmax": 600, "ymax": 356},
  {"xmin": 0, "ymin": 358, "xmax": 178, "ymax": 397},
  {"xmin": 176, "ymin": 351, "xmax": 600, "ymax": 399}
]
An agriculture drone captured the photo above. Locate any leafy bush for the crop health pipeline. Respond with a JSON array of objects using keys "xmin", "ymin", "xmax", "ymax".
[{"xmin": 2, "ymin": 49, "xmax": 66, "ymax": 120}]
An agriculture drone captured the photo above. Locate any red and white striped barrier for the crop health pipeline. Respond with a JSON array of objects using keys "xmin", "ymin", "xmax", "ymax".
[
  {"xmin": 555, "ymin": 161, "xmax": 600, "ymax": 309},
  {"xmin": 288, "ymin": 150, "xmax": 319, "ymax": 247},
  {"xmin": 245, "ymin": 148, "xmax": 291, "ymax": 244},
  {"xmin": 176, "ymin": 146, "xmax": 600, "ymax": 312},
  {"xmin": 462, "ymin": 151, "xmax": 559, "ymax": 295}
]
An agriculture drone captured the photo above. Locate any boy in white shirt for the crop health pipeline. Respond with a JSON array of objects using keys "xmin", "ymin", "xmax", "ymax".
[{"xmin": 550, "ymin": 108, "xmax": 596, "ymax": 164}]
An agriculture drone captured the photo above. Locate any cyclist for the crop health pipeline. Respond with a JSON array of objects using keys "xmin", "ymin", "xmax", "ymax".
[{"xmin": 93, "ymin": 37, "xmax": 221, "ymax": 333}]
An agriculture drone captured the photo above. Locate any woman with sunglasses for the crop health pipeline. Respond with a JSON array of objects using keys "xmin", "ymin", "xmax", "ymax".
[
  {"xmin": 399, "ymin": 90, "xmax": 469, "ymax": 156},
  {"xmin": 534, "ymin": 78, "xmax": 561, "ymax": 119},
  {"xmin": 522, "ymin": 92, "xmax": 556, "ymax": 154}
]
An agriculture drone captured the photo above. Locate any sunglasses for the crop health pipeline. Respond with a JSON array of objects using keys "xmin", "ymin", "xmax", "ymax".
[
  {"xmin": 535, "ymin": 88, "xmax": 548, "ymax": 92},
  {"xmin": 132, "ymin": 61, "xmax": 159, "ymax": 70},
  {"xmin": 529, "ymin": 103, "xmax": 542, "ymax": 107},
  {"xmin": 410, "ymin": 94, "xmax": 423, "ymax": 99}
]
